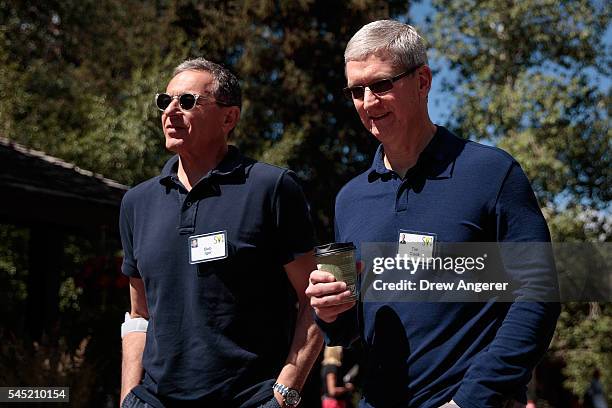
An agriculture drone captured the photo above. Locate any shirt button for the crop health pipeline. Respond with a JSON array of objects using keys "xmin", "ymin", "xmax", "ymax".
[{"xmin": 186, "ymin": 201, "xmax": 192, "ymax": 207}]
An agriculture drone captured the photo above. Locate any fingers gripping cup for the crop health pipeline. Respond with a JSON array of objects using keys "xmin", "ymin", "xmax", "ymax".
[{"xmin": 314, "ymin": 243, "xmax": 358, "ymax": 304}]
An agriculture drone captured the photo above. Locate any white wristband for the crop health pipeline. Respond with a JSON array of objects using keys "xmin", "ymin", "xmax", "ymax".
[{"xmin": 121, "ymin": 312, "xmax": 148, "ymax": 338}]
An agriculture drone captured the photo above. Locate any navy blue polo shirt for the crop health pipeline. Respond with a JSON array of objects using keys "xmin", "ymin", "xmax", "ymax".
[
  {"xmin": 119, "ymin": 146, "xmax": 315, "ymax": 408},
  {"xmin": 319, "ymin": 126, "xmax": 559, "ymax": 408}
]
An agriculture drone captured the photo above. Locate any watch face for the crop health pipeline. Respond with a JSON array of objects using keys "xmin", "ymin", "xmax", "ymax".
[{"xmin": 285, "ymin": 389, "xmax": 301, "ymax": 405}]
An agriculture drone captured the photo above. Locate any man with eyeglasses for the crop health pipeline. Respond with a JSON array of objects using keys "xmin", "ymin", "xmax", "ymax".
[
  {"xmin": 306, "ymin": 20, "xmax": 559, "ymax": 408},
  {"xmin": 119, "ymin": 58, "xmax": 322, "ymax": 408}
]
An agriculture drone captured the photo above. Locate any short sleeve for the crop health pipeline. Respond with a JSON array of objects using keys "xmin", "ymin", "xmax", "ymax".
[
  {"xmin": 273, "ymin": 170, "xmax": 316, "ymax": 265},
  {"xmin": 119, "ymin": 195, "xmax": 140, "ymax": 278}
]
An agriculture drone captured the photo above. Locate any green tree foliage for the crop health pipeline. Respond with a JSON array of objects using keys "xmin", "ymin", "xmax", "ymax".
[
  {"xmin": 0, "ymin": 0, "xmax": 181, "ymax": 185},
  {"xmin": 427, "ymin": 0, "xmax": 611, "ymax": 402},
  {"xmin": 552, "ymin": 302, "xmax": 612, "ymax": 400}
]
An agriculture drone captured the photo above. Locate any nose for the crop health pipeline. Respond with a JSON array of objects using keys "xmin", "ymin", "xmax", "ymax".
[
  {"xmin": 362, "ymin": 87, "xmax": 380, "ymax": 110},
  {"xmin": 164, "ymin": 96, "xmax": 181, "ymax": 115}
]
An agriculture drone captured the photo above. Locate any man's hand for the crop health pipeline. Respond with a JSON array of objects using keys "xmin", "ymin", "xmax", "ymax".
[{"xmin": 305, "ymin": 270, "xmax": 356, "ymax": 323}]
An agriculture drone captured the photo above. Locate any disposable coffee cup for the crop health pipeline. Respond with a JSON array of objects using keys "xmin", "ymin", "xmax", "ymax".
[{"xmin": 314, "ymin": 242, "xmax": 357, "ymax": 303}]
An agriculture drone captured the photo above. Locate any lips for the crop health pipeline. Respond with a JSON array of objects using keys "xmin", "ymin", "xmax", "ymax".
[{"xmin": 369, "ymin": 112, "xmax": 390, "ymax": 121}]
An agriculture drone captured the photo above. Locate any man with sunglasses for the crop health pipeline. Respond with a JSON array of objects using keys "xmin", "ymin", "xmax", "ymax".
[
  {"xmin": 306, "ymin": 20, "xmax": 559, "ymax": 408},
  {"xmin": 119, "ymin": 58, "xmax": 322, "ymax": 408}
]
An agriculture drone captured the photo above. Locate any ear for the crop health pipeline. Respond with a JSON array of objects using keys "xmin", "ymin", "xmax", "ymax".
[
  {"xmin": 417, "ymin": 65, "xmax": 433, "ymax": 98},
  {"xmin": 222, "ymin": 106, "xmax": 241, "ymax": 135}
]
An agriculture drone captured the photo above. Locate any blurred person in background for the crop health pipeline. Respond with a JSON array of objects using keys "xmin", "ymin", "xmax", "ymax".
[{"xmin": 321, "ymin": 346, "xmax": 355, "ymax": 408}]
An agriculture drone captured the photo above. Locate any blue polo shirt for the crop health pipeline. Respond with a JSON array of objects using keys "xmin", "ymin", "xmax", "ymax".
[
  {"xmin": 319, "ymin": 126, "xmax": 559, "ymax": 408},
  {"xmin": 119, "ymin": 146, "xmax": 315, "ymax": 408}
]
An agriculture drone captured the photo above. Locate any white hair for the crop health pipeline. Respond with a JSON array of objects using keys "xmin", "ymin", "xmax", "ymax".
[{"xmin": 345, "ymin": 20, "xmax": 428, "ymax": 69}]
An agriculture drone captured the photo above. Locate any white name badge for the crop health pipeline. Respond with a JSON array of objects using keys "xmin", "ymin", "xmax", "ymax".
[
  {"xmin": 189, "ymin": 230, "xmax": 228, "ymax": 264},
  {"xmin": 398, "ymin": 230, "xmax": 436, "ymax": 259}
]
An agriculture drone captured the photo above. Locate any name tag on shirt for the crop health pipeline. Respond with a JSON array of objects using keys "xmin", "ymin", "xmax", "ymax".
[
  {"xmin": 398, "ymin": 230, "xmax": 436, "ymax": 259},
  {"xmin": 189, "ymin": 231, "xmax": 228, "ymax": 264}
]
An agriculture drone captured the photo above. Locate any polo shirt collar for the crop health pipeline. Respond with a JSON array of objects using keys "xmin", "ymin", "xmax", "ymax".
[
  {"xmin": 368, "ymin": 125, "xmax": 455, "ymax": 180},
  {"xmin": 370, "ymin": 144, "xmax": 391, "ymax": 175},
  {"xmin": 159, "ymin": 145, "xmax": 244, "ymax": 186}
]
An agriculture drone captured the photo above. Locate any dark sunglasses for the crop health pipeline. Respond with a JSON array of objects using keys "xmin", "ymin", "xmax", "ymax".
[
  {"xmin": 155, "ymin": 92, "xmax": 230, "ymax": 111},
  {"xmin": 343, "ymin": 64, "xmax": 422, "ymax": 100}
]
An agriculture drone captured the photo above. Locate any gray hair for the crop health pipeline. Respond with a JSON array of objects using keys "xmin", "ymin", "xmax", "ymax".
[
  {"xmin": 173, "ymin": 57, "xmax": 242, "ymax": 108},
  {"xmin": 345, "ymin": 20, "xmax": 428, "ymax": 69}
]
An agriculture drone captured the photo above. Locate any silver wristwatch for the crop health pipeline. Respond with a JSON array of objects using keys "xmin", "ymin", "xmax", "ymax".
[{"xmin": 272, "ymin": 382, "xmax": 301, "ymax": 407}]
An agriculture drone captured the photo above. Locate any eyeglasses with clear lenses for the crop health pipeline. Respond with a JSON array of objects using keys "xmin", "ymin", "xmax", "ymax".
[
  {"xmin": 343, "ymin": 64, "xmax": 422, "ymax": 100},
  {"xmin": 155, "ymin": 92, "xmax": 231, "ymax": 111}
]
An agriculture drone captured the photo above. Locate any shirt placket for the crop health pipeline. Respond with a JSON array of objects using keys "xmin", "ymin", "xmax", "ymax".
[
  {"xmin": 395, "ymin": 175, "xmax": 411, "ymax": 213},
  {"xmin": 176, "ymin": 183, "xmax": 200, "ymax": 235}
]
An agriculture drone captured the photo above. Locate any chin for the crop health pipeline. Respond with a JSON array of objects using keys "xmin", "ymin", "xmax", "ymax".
[
  {"xmin": 165, "ymin": 139, "xmax": 184, "ymax": 153},
  {"xmin": 368, "ymin": 125, "xmax": 387, "ymax": 141},
  {"xmin": 371, "ymin": 130, "xmax": 400, "ymax": 147}
]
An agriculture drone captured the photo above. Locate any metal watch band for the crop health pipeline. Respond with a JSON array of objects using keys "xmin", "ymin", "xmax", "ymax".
[{"xmin": 272, "ymin": 382, "xmax": 301, "ymax": 407}]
